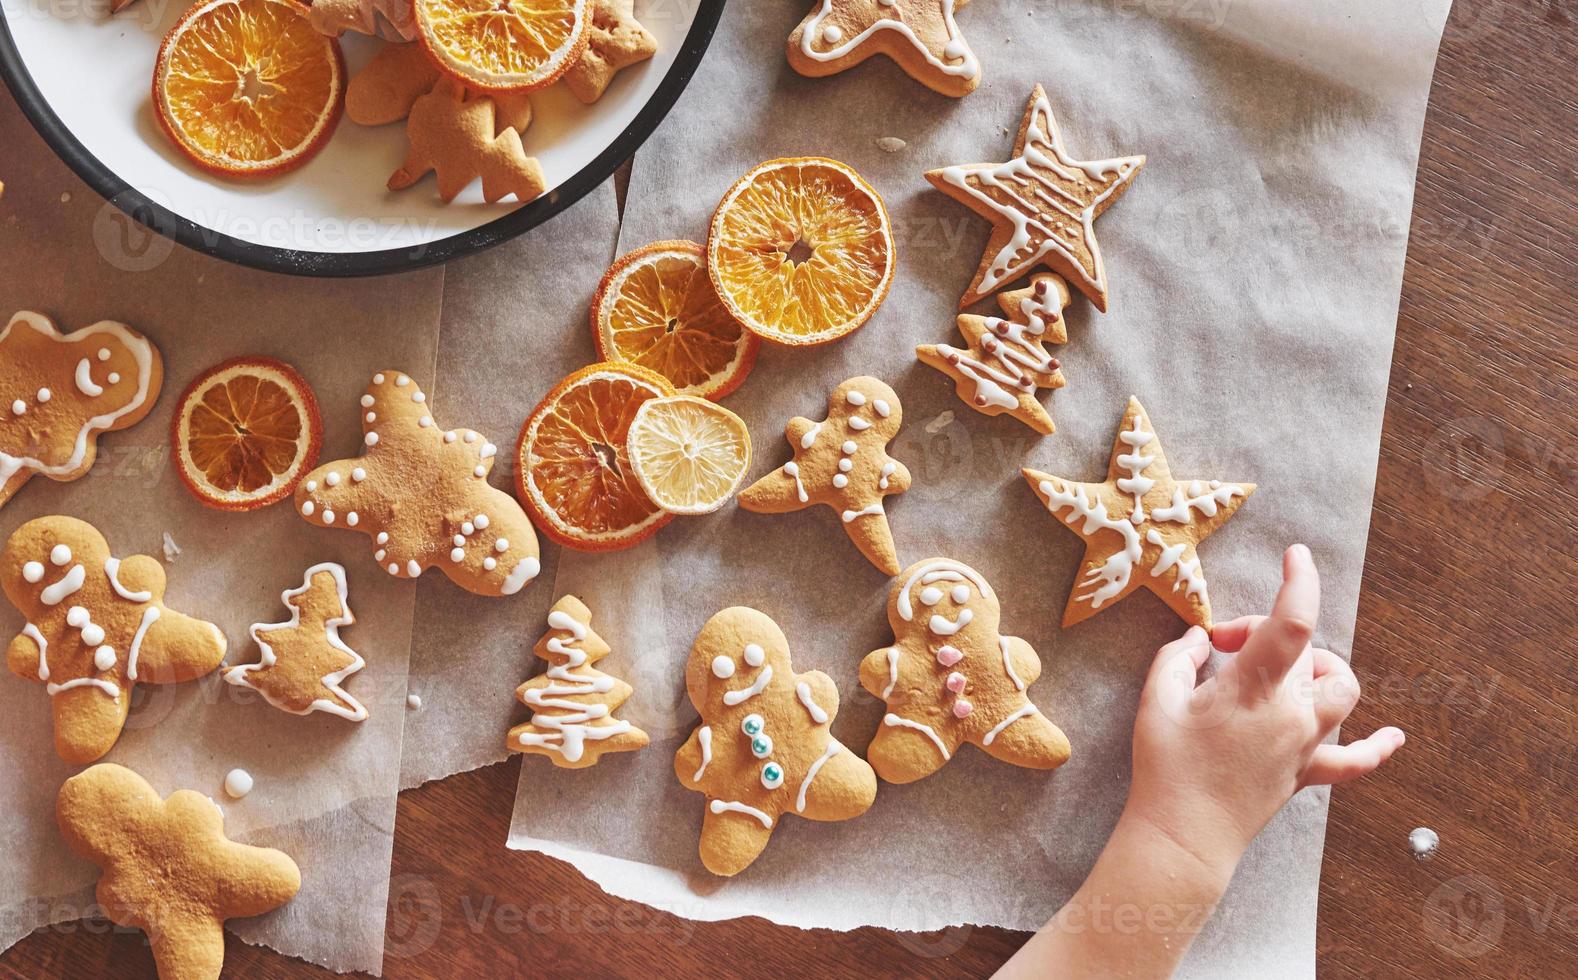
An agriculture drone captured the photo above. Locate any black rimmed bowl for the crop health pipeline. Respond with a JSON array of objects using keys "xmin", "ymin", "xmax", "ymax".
[{"xmin": 0, "ymin": 0, "xmax": 724, "ymax": 276}]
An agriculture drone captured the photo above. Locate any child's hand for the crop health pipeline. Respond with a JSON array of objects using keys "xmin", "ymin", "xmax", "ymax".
[{"xmin": 1127, "ymin": 542, "xmax": 1406, "ymax": 874}]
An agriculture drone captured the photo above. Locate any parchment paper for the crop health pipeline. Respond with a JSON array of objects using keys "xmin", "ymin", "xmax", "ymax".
[
  {"xmin": 398, "ymin": 181, "xmax": 622, "ymax": 789},
  {"xmin": 0, "ymin": 90, "xmax": 439, "ymax": 973},
  {"xmin": 509, "ymin": 0, "xmax": 1452, "ymax": 975}
]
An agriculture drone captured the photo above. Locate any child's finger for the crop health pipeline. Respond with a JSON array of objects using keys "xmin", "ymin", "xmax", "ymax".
[
  {"xmin": 1237, "ymin": 544, "xmax": 1321, "ymax": 694},
  {"xmin": 1209, "ymin": 615, "xmax": 1266, "ymax": 653},
  {"xmin": 1311, "ymin": 649, "xmax": 1360, "ymax": 732},
  {"xmin": 1144, "ymin": 625, "xmax": 1211, "ymax": 716},
  {"xmin": 1301, "ymin": 728, "xmax": 1405, "ymax": 787}
]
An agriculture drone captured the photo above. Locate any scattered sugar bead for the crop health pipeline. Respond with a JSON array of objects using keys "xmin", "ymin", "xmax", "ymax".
[
  {"xmin": 407, "ymin": 693, "xmax": 422, "ymax": 710},
  {"xmin": 223, "ymin": 769, "xmax": 253, "ymax": 799}
]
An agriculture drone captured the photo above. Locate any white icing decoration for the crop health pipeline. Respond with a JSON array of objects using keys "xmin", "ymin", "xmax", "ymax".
[
  {"xmin": 1150, "ymin": 484, "xmax": 1246, "ymax": 523},
  {"xmin": 224, "ymin": 563, "xmax": 366, "ymax": 720},
  {"xmin": 929, "ymin": 609, "xmax": 973, "ymax": 635},
  {"xmin": 711, "ymin": 655, "xmax": 735, "ymax": 679},
  {"xmin": 50, "ymin": 544, "xmax": 71, "ymax": 565},
  {"xmin": 710, "ymin": 798, "xmax": 772, "ymax": 829},
  {"xmin": 920, "ymin": 586, "xmax": 945, "ymax": 606},
  {"xmin": 845, "ymin": 390, "xmax": 866, "ymax": 407},
  {"xmin": 783, "ymin": 461, "xmax": 808, "ymax": 502},
  {"xmin": 1036, "ymin": 480, "xmax": 1142, "ymax": 610},
  {"xmin": 1146, "ymin": 528, "xmax": 1208, "ymax": 602},
  {"xmin": 693, "ymin": 725, "xmax": 713, "ymax": 781},
  {"xmin": 743, "ymin": 643, "xmax": 765, "ymax": 667},
  {"xmin": 126, "ymin": 606, "xmax": 160, "ymax": 681},
  {"xmin": 502, "ymin": 558, "xmax": 540, "ymax": 595},
  {"xmin": 800, "ymin": 0, "xmax": 978, "ymax": 80},
  {"xmin": 93, "ymin": 645, "xmax": 116, "ymax": 672},
  {"xmin": 22, "ymin": 561, "xmax": 44, "ymax": 583},
  {"xmin": 884, "ymin": 713, "xmax": 950, "ymax": 760},
  {"xmin": 514, "ymin": 606, "xmax": 629, "ymax": 763},
  {"xmin": 881, "ymin": 647, "xmax": 899, "ymax": 697},
  {"xmin": 73, "ymin": 358, "xmax": 103, "ymax": 396},
  {"xmin": 896, "ymin": 560, "xmax": 987, "ymax": 621},
  {"xmin": 40, "ymin": 564, "xmax": 85, "ymax": 605},
  {"xmin": 795, "ymin": 681, "xmax": 829, "ymax": 724},
  {"xmin": 24, "ymin": 622, "xmax": 48, "ymax": 680},
  {"xmin": 951, "ymin": 584, "xmax": 970, "ymax": 603},
  {"xmin": 800, "ymin": 423, "xmax": 822, "ymax": 449},
  {"xmin": 405, "ymin": 559, "xmax": 420, "ymax": 577},
  {"xmin": 841, "ymin": 503, "xmax": 884, "ymax": 523},
  {"xmin": 723, "ymin": 664, "xmax": 772, "ymax": 706},
  {"xmin": 1116, "ymin": 415, "xmax": 1157, "ymax": 523},
  {"xmin": 983, "ymin": 704, "xmax": 1039, "ymax": 745},
  {"xmin": 848, "ymin": 416, "xmax": 872, "ymax": 431},
  {"xmin": 1000, "ymin": 637, "xmax": 1026, "ymax": 691},
  {"xmin": 796, "ymin": 739, "xmax": 843, "ymax": 813},
  {"xmin": 841, "ymin": 440, "xmax": 857, "ymax": 455},
  {"xmin": 47, "ymin": 677, "xmax": 120, "ymax": 699},
  {"xmin": 66, "ymin": 606, "xmax": 106, "ymax": 646}
]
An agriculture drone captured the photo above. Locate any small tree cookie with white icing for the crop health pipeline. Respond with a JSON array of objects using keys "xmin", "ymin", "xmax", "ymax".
[
  {"xmin": 507, "ymin": 595, "xmax": 649, "ymax": 768},
  {"xmin": 675, "ymin": 606, "xmax": 877, "ymax": 876},
  {"xmin": 859, "ymin": 557, "xmax": 1071, "ymax": 784},
  {"xmin": 223, "ymin": 562, "xmax": 368, "ymax": 722},
  {"xmin": 917, "ymin": 272, "xmax": 1070, "ymax": 434},
  {"xmin": 1022, "ymin": 396, "xmax": 1255, "ymax": 630},
  {"xmin": 0, "ymin": 312, "xmax": 163, "ymax": 511},
  {"xmin": 2, "ymin": 516, "xmax": 227, "ymax": 763},
  {"xmin": 738, "ymin": 376, "xmax": 911, "ymax": 575}
]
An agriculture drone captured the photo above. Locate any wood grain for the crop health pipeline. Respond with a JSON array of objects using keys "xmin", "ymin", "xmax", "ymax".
[{"xmin": 4, "ymin": 4, "xmax": 1575, "ymax": 977}]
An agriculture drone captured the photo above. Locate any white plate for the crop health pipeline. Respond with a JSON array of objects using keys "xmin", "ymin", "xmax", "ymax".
[{"xmin": 0, "ymin": 0, "xmax": 723, "ymax": 275}]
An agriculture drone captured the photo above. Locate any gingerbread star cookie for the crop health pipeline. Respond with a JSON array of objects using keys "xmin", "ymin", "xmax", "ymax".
[
  {"xmin": 859, "ymin": 558, "xmax": 1071, "ymax": 783},
  {"xmin": 927, "ymin": 85, "xmax": 1145, "ymax": 311},
  {"xmin": 1, "ymin": 312, "xmax": 163, "ymax": 511},
  {"xmin": 58, "ymin": 763, "xmax": 301, "ymax": 980},
  {"xmin": 917, "ymin": 272, "xmax": 1069, "ymax": 434},
  {"xmin": 563, "ymin": 0, "xmax": 658, "ymax": 104},
  {"xmin": 223, "ymin": 562, "xmax": 368, "ymax": 722},
  {"xmin": 3, "ymin": 516, "xmax": 227, "ymax": 763},
  {"xmin": 508, "ymin": 595, "xmax": 649, "ymax": 768},
  {"xmin": 293, "ymin": 370, "xmax": 542, "ymax": 598},
  {"xmin": 675, "ymin": 606, "xmax": 877, "ymax": 876},
  {"xmin": 1023, "ymin": 397, "xmax": 1254, "ymax": 630},
  {"xmin": 738, "ymin": 376, "xmax": 911, "ymax": 575},
  {"xmin": 788, "ymin": 0, "xmax": 981, "ymax": 98}
]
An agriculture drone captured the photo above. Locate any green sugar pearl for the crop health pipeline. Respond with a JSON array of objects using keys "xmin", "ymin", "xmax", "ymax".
[
  {"xmin": 761, "ymin": 762, "xmax": 785, "ymax": 790},
  {"xmin": 741, "ymin": 713, "xmax": 765, "ymax": 736}
]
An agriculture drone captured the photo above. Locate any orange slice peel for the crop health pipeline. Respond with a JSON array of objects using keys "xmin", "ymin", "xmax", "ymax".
[{"xmin": 414, "ymin": 0, "xmax": 590, "ymax": 93}]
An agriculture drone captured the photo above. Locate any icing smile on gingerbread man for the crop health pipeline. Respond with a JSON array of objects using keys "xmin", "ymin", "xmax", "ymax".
[{"xmin": 860, "ymin": 557, "xmax": 1071, "ymax": 784}]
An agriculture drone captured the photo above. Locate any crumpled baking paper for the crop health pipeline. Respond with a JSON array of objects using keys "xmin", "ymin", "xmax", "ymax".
[
  {"xmin": 0, "ymin": 90, "xmax": 438, "ymax": 975},
  {"xmin": 506, "ymin": 1, "xmax": 1452, "ymax": 976}
]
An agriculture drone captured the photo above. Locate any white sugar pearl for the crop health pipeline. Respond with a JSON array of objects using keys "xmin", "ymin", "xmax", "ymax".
[
  {"xmin": 461, "ymin": 522, "xmax": 474, "ymax": 535},
  {"xmin": 325, "ymin": 472, "xmax": 340, "ymax": 487},
  {"xmin": 453, "ymin": 535, "xmax": 466, "ymax": 547},
  {"xmin": 347, "ymin": 512, "xmax": 358, "ymax": 526},
  {"xmin": 451, "ymin": 548, "xmax": 465, "ymax": 562},
  {"xmin": 406, "ymin": 560, "xmax": 420, "ymax": 576},
  {"xmin": 224, "ymin": 769, "xmax": 254, "ymax": 799},
  {"xmin": 838, "ymin": 459, "xmax": 853, "ymax": 472},
  {"xmin": 832, "ymin": 474, "xmax": 848, "ymax": 488},
  {"xmin": 361, "ymin": 395, "xmax": 375, "ymax": 407},
  {"xmin": 395, "ymin": 375, "xmax": 409, "ymax": 386},
  {"xmin": 842, "ymin": 440, "xmax": 857, "ymax": 454},
  {"xmin": 96, "ymin": 347, "xmax": 110, "ymax": 361},
  {"xmin": 301, "ymin": 501, "xmax": 315, "ymax": 516},
  {"xmin": 353, "ymin": 468, "xmax": 367, "ymax": 482},
  {"xmin": 365, "ymin": 412, "xmax": 376, "ymax": 423},
  {"xmin": 474, "ymin": 514, "xmax": 489, "ymax": 529},
  {"xmin": 377, "ymin": 532, "xmax": 389, "ymax": 544},
  {"xmin": 321, "ymin": 510, "xmax": 335, "ymax": 524},
  {"xmin": 444, "ymin": 432, "xmax": 457, "ymax": 443},
  {"xmin": 306, "ymin": 480, "xmax": 317, "ymax": 492},
  {"xmin": 482, "ymin": 557, "xmax": 497, "ymax": 571},
  {"xmin": 375, "ymin": 550, "xmax": 387, "ymax": 561},
  {"xmin": 373, "ymin": 373, "xmax": 386, "ymax": 384},
  {"xmin": 412, "ymin": 391, "xmax": 425, "ymax": 403},
  {"xmin": 494, "ymin": 538, "xmax": 509, "ymax": 553},
  {"xmin": 37, "ymin": 388, "xmax": 50, "ymax": 403},
  {"xmin": 463, "ymin": 432, "xmax": 478, "ymax": 444},
  {"xmin": 387, "ymin": 563, "xmax": 399, "ymax": 575},
  {"xmin": 108, "ymin": 373, "xmax": 120, "ymax": 384},
  {"xmin": 22, "ymin": 561, "xmax": 44, "ymax": 583},
  {"xmin": 10, "ymin": 400, "xmax": 24, "ymax": 415},
  {"xmin": 473, "ymin": 465, "xmax": 486, "ymax": 477},
  {"xmin": 419, "ymin": 416, "xmax": 433, "ymax": 428},
  {"xmin": 365, "ymin": 432, "xmax": 379, "ymax": 446},
  {"xmin": 50, "ymin": 545, "xmax": 72, "ymax": 565}
]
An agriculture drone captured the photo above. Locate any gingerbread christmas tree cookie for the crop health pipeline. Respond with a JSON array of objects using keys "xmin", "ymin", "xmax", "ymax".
[
  {"xmin": 738, "ymin": 376, "xmax": 911, "ymax": 575},
  {"xmin": 675, "ymin": 606, "xmax": 877, "ymax": 876},
  {"xmin": 507, "ymin": 595, "xmax": 649, "ymax": 768},
  {"xmin": 3, "ymin": 516, "xmax": 228, "ymax": 763},
  {"xmin": 223, "ymin": 562, "xmax": 368, "ymax": 722},
  {"xmin": 927, "ymin": 86, "xmax": 1145, "ymax": 311},
  {"xmin": 1, "ymin": 312, "xmax": 163, "ymax": 511},
  {"xmin": 1023, "ymin": 397, "xmax": 1254, "ymax": 630},
  {"xmin": 788, "ymin": 0, "xmax": 981, "ymax": 98},
  {"xmin": 917, "ymin": 272, "xmax": 1069, "ymax": 434},
  {"xmin": 859, "ymin": 558, "xmax": 1070, "ymax": 784},
  {"xmin": 294, "ymin": 370, "xmax": 541, "ymax": 597},
  {"xmin": 58, "ymin": 763, "xmax": 301, "ymax": 980}
]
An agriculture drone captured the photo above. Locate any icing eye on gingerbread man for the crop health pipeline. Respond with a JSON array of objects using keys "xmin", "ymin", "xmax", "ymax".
[
  {"xmin": 859, "ymin": 558, "xmax": 1071, "ymax": 785},
  {"xmin": 2, "ymin": 516, "xmax": 227, "ymax": 763},
  {"xmin": 294, "ymin": 371, "xmax": 542, "ymax": 598},
  {"xmin": 738, "ymin": 376, "xmax": 912, "ymax": 575},
  {"xmin": 1, "ymin": 312, "xmax": 164, "ymax": 511},
  {"xmin": 675, "ymin": 606, "xmax": 877, "ymax": 876}
]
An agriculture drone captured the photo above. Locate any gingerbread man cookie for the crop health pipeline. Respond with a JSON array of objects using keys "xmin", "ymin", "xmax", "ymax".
[
  {"xmin": 508, "ymin": 595, "xmax": 649, "ymax": 767},
  {"xmin": 738, "ymin": 377, "xmax": 911, "ymax": 575},
  {"xmin": 917, "ymin": 273, "xmax": 1070, "ymax": 434},
  {"xmin": 927, "ymin": 86, "xmax": 1145, "ymax": 311},
  {"xmin": 223, "ymin": 562, "xmax": 368, "ymax": 722},
  {"xmin": 1022, "ymin": 397, "xmax": 1255, "ymax": 630},
  {"xmin": 788, "ymin": 0, "xmax": 981, "ymax": 98},
  {"xmin": 859, "ymin": 558, "xmax": 1070, "ymax": 783},
  {"xmin": 675, "ymin": 607, "xmax": 877, "ymax": 876},
  {"xmin": 1, "ymin": 312, "xmax": 164, "ymax": 511},
  {"xmin": 58, "ymin": 763, "xmax": 301, "ymax": 980},
  {"xmin": 294, "ymin": 370, "xmax": 541, "ymax": 597},
  {"xmin": 3, "ymin": 516, "xmax": 228, "ymax": 764}
]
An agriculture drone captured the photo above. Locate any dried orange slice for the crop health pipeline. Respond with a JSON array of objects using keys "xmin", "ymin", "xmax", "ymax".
[
  {"xmin": 592, "ymin": 240, "xmax": 759, "ymax": 401},
  {"xmin": 153, "ymin": 0, "xmax": 344, "ymax": 178},
  {"xmin": 516, "ymin": 363, "xmax": 675, "ymax": 551},
  {"xmin": 626, "ymin": 396, "xmax": 752, "ymax": 516},
  {"xmin": 173, "ymin": 357, "xmax": 323, "ymax": 511},
  {"xmin": 415, "ymin": 0, "xmax": 590, "ymax": 93},
  {"xmin": 707, "ymin": 157, "xmax": 895, "ymax": 346}
]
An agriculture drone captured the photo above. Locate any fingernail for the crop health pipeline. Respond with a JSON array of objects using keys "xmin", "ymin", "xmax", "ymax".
[
  {"xmin": 1291, "ymin": 543, "xmax": 1312, "ymax": 562},
  {"xmin": 1392, "ymin": 728, "xmax": 1407, "ymax": 747},
  {"xmin": 1183, "ymin": 625, "xmax": 1207, "ymax": 644}
]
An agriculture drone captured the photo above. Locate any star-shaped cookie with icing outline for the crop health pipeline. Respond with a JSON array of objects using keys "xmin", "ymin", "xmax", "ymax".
[
  {"xmin": 294, "ymin": 371, "xmax": 541, "ymax": 597},
  {"xmin": 927, "ymin": 85, "xmax": 1144, "ymax": 311},
  {"xmin": 788, "ymin": 0, "xmax": 981, "ymax": 98},
  {"xmin": 1022, "ymin": 397, "xmax": 1253, "ymax": 630},
  {"xmin": 57, "ymin": 763, "xmax": 300, "ymax": 980}
]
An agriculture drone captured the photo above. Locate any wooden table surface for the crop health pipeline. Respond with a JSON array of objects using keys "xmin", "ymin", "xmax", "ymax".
[{"xmin": 5, "ymin": 4, "xmax": 1575, "ymax": 978}]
